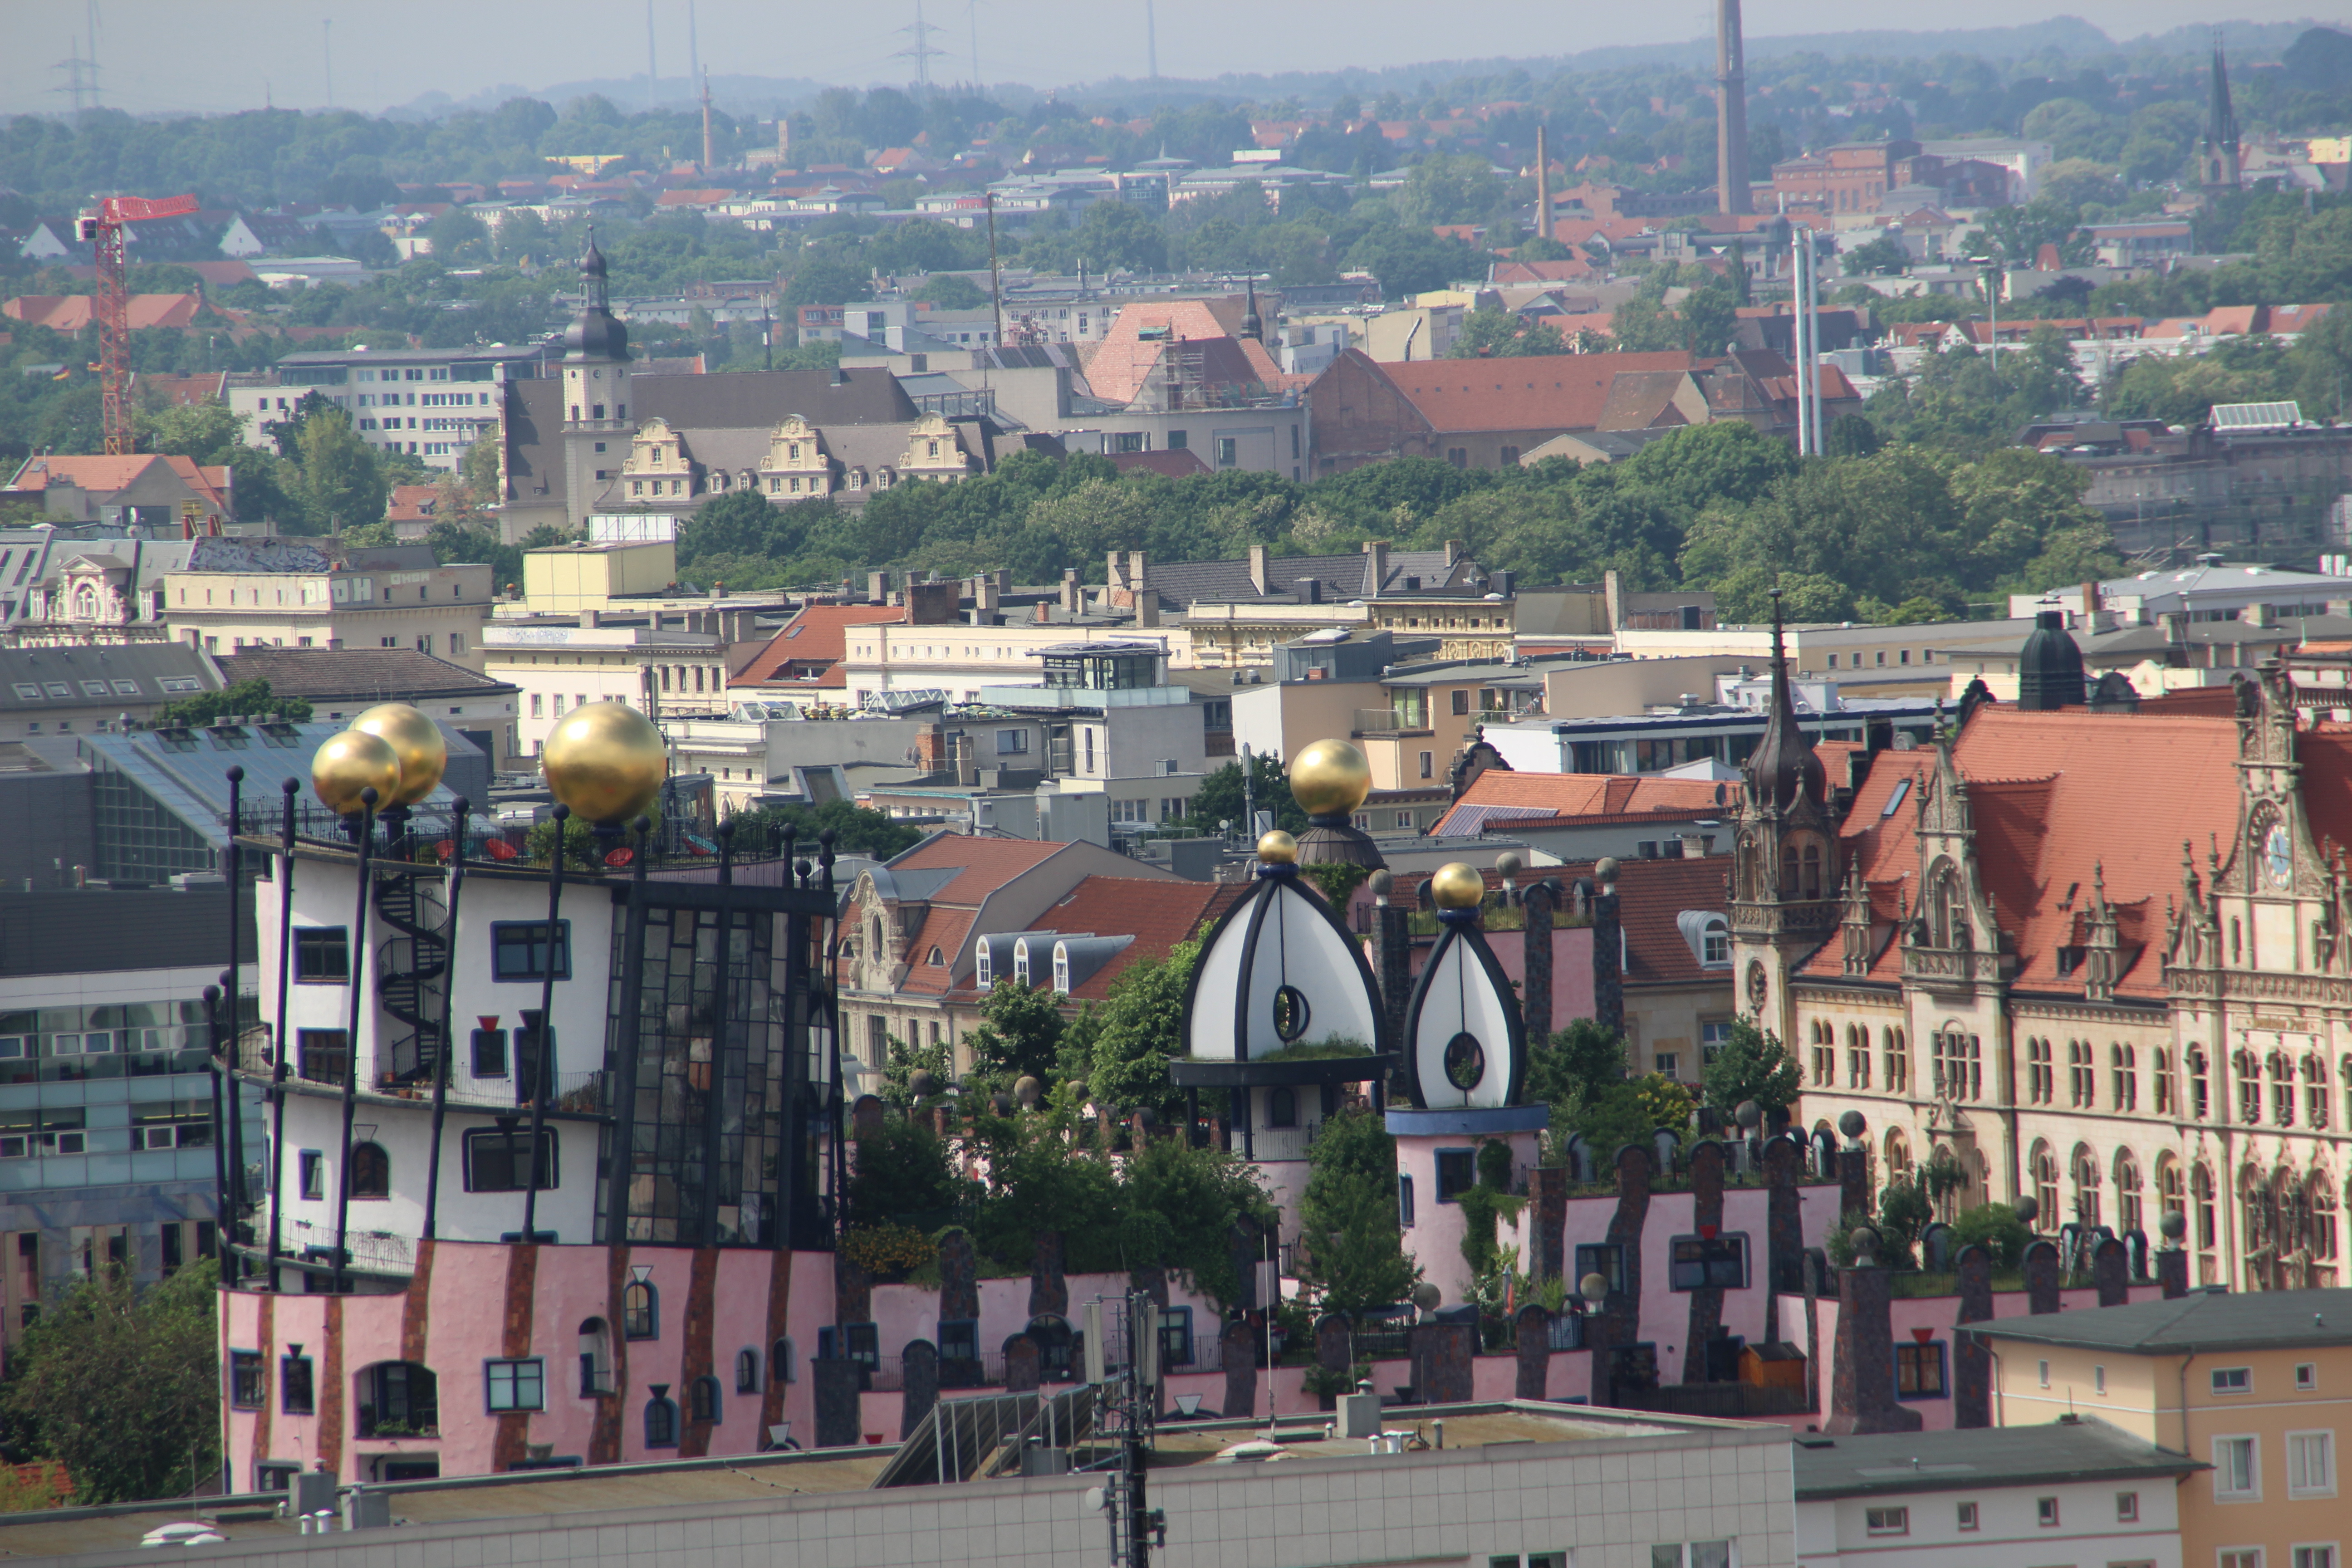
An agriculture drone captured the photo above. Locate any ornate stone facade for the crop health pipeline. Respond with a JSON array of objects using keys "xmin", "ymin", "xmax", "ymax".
[{"xmin": 1734, "ymin": 662, "xmax": 2352, "ymax": 1293}]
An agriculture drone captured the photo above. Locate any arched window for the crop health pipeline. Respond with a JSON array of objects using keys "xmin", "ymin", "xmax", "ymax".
[
  {"xmin": 689, "ymin": 1375, "xmax": 721, "ymax": 1424},
  {"xmin": 1884, "ymin": 1128, "xmax": 1911, "ymax": 1180},
  {"xmin": 2157, "ymin": 1156, "xmax": 2185, "ymax": 1230},
  {"xmin": 2234, "ymin": 1049, "xmax": 2262, "ymax": 1124},
  {"xmin": 2068, "ymin": 1041, "xmax": 2094, "ymax": 1108},
  {"xmin": 1800, "ymin": 840, "xmax": 1823, "ymax": 900},
  {"xmin": 1780, "ymin": 845, "xmax": 1798, "ymax": 899},
  {"xmin": 2269, "ymin": 1052, "xmax": 2295, "ymax": 1126},
  {"xmin": 578, "ymin": 1318, "xmax": 612, "ymax": 1396},
  {"xmin": 735, "ymin": 1348, "xmax": 760, "ymax": 1394},
  {"xmin": 2189, "ymin": 1049, "xmax": 2210, "ymax": 1120},
  {"xmin": 1927, "ymin": 862, "xmax": 1966, "ymax": 948},
  {"xmin": 1014, "ymin": 938, "xmax": 1033, "ymax": 987},
  {"xmin": 644, "ymin": 1386, "xmax": 679, "ymax": 1448},
  {"xmin": 2304, "ymin": 1055, "xmax": 2330, "ymax": 1131},
  {"xmin": 2026, "ymin": 1037, "xmax": 2053, "ymax": 1104},
  {"xmin": 1883, "ymin": 1027, "xmax": 1908, "ymax": 1093},
  {"xmin": 2114, "ymin": 1151, "xmax": 2143, "ymax": 1236},
  {"xmin": 348, "ymin": 1142, "xmax": 390, "ymax": 1199},
  {"xmin": 2073, "ymin": 1143, "xmax": 2102, "ymax": 1229},
  {"xmin": 622, "ymin": 1279, "xmax": 658, "ymax": 1340},
  {"xmin": 2311, "ymin": 1173, "xmax": 2341, "ymax": 1275},
  {"xmin": 2031, "ymin": 1144, "xmax": 2059, "ymax": 1231},
  {"xmin": 2153, "ymin": 1048, "xmax": 2175, "ymax": 1116},
  {"xmin": 771, "ymin": 1337, "xmax": 797, "ymax": 1387}
]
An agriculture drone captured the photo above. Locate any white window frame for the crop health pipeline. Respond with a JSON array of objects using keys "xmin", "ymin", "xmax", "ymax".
[
  {"xmin": 2214, "ymin": 1366, "xmax": 2254, "ymax": 1395},
  {"xmin": 2289, "ymin": 1547, "xmax": 2337, "ymax": 1568},
  {"xmin": 1864, "ymin": 1507, "xmax": 1908, "ymax": 1536},
  {"xmin": 2215, "ymin": 1434, "xmax": 2262, "ymax": 1501},
  {"xmin": 2287, "ymin": 1430, "xmax": 2336, "ymax": 1499}
]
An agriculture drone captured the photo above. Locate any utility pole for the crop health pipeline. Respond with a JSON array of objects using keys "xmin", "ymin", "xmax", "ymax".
[
  {"xmin": 700, "ymin": 71, "xmax": 715, "ymax": 172},
  {"xmin": 1145, "ymin": 0, "xmax": 1160, "ymax": 80},
  {"xmin": 1090, "ymin": 1290, "xmax": 1167, "ymax": 1568},
  {"xmin": 985, "ymin": 192, "xmax": 1003, "ymax": 349},
  {"xmin": 322, "ymin": 18, "xmax": 333, "ymax": 108},
  {"xmin": 968, "ymin": 0, "xmax": 983, "ymax": 94},
  {"xmin": 646, "ymin": 0, "xmax": 658, "ymax": 112}
]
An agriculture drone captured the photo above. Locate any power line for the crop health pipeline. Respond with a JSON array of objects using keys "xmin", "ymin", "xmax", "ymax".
[{"xmin": 51, "ymin": 38, "xmax": 97, "ymax": 118}]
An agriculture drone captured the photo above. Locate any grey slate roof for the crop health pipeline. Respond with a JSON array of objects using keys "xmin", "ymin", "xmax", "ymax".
[
  {"xmin": 1147, "ymin": 548, "xmax": 1482, "ymax": 611},
  {"xmin": 212, "ymin": 647, "xmax": 514, "ymax": 701},
  {"xmin": 1791, "ymin": 1419, "xmax": 2202, "ymax": 1500},
  {"xmin": 0, "ymin": 642, "xmax": 218, "ymax": 714},
  {"xmin": 1967, "ymin": 1284, "xmax": 2352, "ymax": 1352}
]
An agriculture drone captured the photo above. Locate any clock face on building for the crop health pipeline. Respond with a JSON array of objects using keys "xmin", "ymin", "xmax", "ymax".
[{"xmin": 2264, "ymin": 821, "xmax": 2293, "ymax": 889}]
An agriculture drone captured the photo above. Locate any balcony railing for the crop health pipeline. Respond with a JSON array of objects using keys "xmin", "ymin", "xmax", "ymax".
[{"xmin": 282, "ymin": 1215, "xmax": 414, "ymax": 1277}]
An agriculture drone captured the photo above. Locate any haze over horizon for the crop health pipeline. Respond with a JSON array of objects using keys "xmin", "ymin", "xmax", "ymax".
[{"xmin": 2, "ymin": 0, "xmax": 2342, "ymax": 120}]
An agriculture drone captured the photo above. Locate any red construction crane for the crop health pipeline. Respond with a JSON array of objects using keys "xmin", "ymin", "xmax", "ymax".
[{"xmin": 75, "ymin": 193, "xmax": 199, "ymax": 456}]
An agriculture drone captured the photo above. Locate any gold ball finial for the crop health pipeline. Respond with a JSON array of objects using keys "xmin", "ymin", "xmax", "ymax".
[
  {"xmin": 1430, "ymin": 862, "xmax": 1487, "ymax": 910},
  {"xmin": 349, "ymin": 703, "xmax": 447, "ymax": 808},
  {"xmin": 1256, "ymin": 829, "xmax": 1298, "ymax": 864},
  {"xmin": 541, "ymin": 700, "xmax": 667, "ymax": 824},
  {"xmin": 312, "ymin": 729, "xmax": 402, "ymax": 818},
  {"xmin": 1288, "ymin": 738, "xmax": 1372, "ymax": 819}
]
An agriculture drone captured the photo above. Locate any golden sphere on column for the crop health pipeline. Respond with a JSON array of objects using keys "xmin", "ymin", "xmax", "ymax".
[
  {"xmin": 348, "ymin": 703, "xmax": 447, "ymax": 807},
  {"xmin": 541, "ymin": 701, "xmax": 668, "ymax": 825},
  {"xmin": 1288, "ymin": 738, "xmax": 1372, "ymax": 818},
  {"xmin": 312, "ymin": 729, "xmax": 402, "ymax": 817},
  {"xmin": 1429, "ymin": 862, "xmax": 1487, "ymax": 910}
]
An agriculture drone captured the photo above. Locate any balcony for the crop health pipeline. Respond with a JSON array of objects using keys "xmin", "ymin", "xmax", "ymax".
[{"xmin": 282, "ymin": 1215, "xmax": 414, "ymax": 1278}]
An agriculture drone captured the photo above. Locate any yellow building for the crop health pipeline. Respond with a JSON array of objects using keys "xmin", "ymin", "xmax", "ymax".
[
  {"xmin": 1980, "ymin": 1288, "xmax": 2352, "ymax": 1568},
  {"xmin": 162, "ymin": 552, "xmax": 493, "ymax": 669},
  {"xmin": 519, "ymin": 540, "xmax": 679, "ymax": 612}
]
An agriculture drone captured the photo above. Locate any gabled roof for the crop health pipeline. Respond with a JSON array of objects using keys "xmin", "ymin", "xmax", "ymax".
[
  {"xmin": 1024, "ymin": 874, "xmax": 1248, "ymax": 1000},
  {"xmin": 212, "ymin": 647, "xmax": 515, "ymax": 701},
  {"xmin": 730, "ymin": 604, "xmax": 905, "ymax": 690},
  {"xmin": 1799, "ymin": 708, "xmax": 2243, "ymax": 996},
  {"xmin": 1382, "ymin": 353, "xmax": 1699, "ymax": 435},
  {"xmin": 2, "ymin": 453, "xmax": 230, "ymax": 514},
  {"xmin": 1432, "ymin": 770, "xmax": 1734, "ymax": 835}
]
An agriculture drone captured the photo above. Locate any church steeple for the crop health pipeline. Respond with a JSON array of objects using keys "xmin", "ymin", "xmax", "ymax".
[
  {"xmin": 563, "ymin": 226, "xmax": 630, "ymax": 365},
  {"xmin": 1745, "ymin": 588, "xmax": 1826, "ymax": 813},
  {"xmin": 2200, "ymin": 34, "xmax": 2241, "ymax": 193}
]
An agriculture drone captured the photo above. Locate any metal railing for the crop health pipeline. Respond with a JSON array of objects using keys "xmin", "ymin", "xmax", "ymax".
[{"xmin": 282, "ymin": 1215, "xmax": 414, "ymax": 1277}]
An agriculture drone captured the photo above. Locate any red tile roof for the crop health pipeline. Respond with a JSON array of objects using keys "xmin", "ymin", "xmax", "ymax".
[
  {"xmin": 730, "ymin": 603, "xmax": 904, "ymax": 690},
  {"xmin": 1433, "ymin": 770, "xmax": 1734, "ymax": 834},
  {"xmin": 1801, "ymin": 708, "xmax": 2244, "ymax": 997},
  {"xmin": 4, "ymin": 453, "xmax": 230, "ymax": 514},
  {"xmin": 1033, "ymin": 875, "xmax": 1249, "ymax": 1000},
  {"xmin": 1382, "ymin": 352, "xmax": 1698, "ymax": 435},
  {"xmin": 3, "ymin": 293, "xmax": 206, "ymax": 331}
]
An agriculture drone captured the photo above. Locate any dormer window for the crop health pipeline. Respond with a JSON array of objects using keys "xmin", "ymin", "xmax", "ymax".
[{"xmin": 926, "ymin": 946, "xmax": 943, "ymax": 967}]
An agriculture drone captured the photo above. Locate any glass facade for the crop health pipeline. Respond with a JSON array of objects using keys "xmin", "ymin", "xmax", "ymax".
[{"xmin": 90, "ymin": 759, "xmax": 216, "ymax": 884}]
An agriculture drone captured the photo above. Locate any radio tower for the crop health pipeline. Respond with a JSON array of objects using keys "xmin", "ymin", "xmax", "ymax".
[{"xmin": 896, "ymin": 0, "xmax": 947, "ymax": 98}]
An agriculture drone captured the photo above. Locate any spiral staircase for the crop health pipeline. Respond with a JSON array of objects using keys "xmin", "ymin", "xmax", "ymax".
[{"xmin": 373, "ymin": 867, "xmax": 451, "ymax": 1085}]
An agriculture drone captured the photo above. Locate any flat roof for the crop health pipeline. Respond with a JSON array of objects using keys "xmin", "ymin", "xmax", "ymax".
[
  {"xmin": 1968, "ymin": 1284, "xmax": 2352, "ymax": 1354},
  {"xmin": 1791, "ymin": 1418, "xmax": 2203, "ymax": 1499}
]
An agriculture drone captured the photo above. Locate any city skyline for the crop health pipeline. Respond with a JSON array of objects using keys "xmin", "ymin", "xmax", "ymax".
[{"xmin": 0, "ymin": 0, "xmax": 2338, "ymax": 120}]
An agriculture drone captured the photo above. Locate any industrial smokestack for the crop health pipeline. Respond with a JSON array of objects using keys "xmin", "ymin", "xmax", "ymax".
[
  {"xmin": 1716, "ymin": 0, "xmax": 1754, "ymax": 215},
  {"xmin": 1535, "ymin": 123, "xmax": 1552, "ymax": 242}
]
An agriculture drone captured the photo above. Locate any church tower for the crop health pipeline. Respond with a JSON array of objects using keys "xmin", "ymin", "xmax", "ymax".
[
  {"xmin": 559, "ymin": 230, "xmax": 633, "ymax": 533},
  {"xmin": 2199, "ymin": 36, "xmax": 2241, "ymax": 195},
  {"xmin": 1728, "ymin": 593, "xmax": 1840, "ymax": 1047}
]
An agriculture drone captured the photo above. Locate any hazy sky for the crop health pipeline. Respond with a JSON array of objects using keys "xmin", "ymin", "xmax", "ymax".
[{"xmin": 0, "ymin": 0, "xmax": 2339, "ymax": 118}]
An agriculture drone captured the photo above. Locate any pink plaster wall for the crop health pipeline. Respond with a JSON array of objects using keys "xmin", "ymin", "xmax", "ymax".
[{"xmin": 224, "ymin": 1243, "xmax": 833, "ymax": 1488}]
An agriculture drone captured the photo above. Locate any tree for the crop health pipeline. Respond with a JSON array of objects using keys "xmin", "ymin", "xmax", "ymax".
[
  {"xmin": 1181, "ymin": 754, "xmax": 1307, "ymax": 835},
  {"xmin": 1117, "ymin": 1134, "xmax": 1275, "ymax": 1309},
  {"xmin": 728, "ymin": 799, "xmax": 923, "ymax": 859},
  {"xmin": 964, "ymin": 979, "xmax": 1066, "ymax": 1087},
  {"xmin": 1700, "ymin": 1018, "xmax": 1801, "ymax": 1117},
  {"xmin": 782, "ymin": 253, "xmax": 871, "ymax": 309},
  {"xmin": 154, "ymin": 676, "xmax": 312, "ymax": 727},
  {"xmin": 1825, "ymin": 413, "xmax": 1882, "ymax": 457},
  {"xmin": 1297, "ymin": 1107, "xmax": 1421, "ymax": 1313},
  {"xmin": 1447, "ymin": 308, "xmax": 1567, "ymax": 358},
  {"xmin": 1088, "ymin": 940, "xmax": 1197, "ymax": 1121},
  {"xmin": 1525, "ymin": 1019, "xmax": 1626, "ymax": 1107},
  {"xmin": 844, "ymin": 1114, "xmax": 965, "ymax": 1227},
  {"xmin": 4, "ymin": 1258, "xmax": 220, "ymax": 1504},
  {"xmin": 291, "ymin": 408, "xmax": 387, "ymax": 533},
  {"xmin": 914, "ymin": 273, "xmax": 986, "ymax": 309},
  {"xmin": 1842, "ymin": 236, "xmax": 1911, "ymax": 277}
]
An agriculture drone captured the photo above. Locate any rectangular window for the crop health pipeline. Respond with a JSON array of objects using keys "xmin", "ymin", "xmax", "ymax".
[
  {"xmin": 1896, "ymin": 1341, "xmax": 1947, "ymax": 1398},
  {"xmin": 471, "ymin": 1025, "xmax": 509, "ymax": 1078},
  {"xmin": 1654, "ymin": 1052, "xmax": 1680, "ymax": 1080},
  {"xmin": 2215, "ymin": 1367, "xmax": 2253, "ymax": 1394},
  {"xmin": 1397, "ymin": 1174, "xmax": 1414, "ymax": 1227},
  {"xmin": 485, "ymin": 1358, "xmax": 545, "ymax": 1412},
  {"xmin": 230, "ymin": 1351, "xmax": 265, "ymax": 1409},
  {"xmin": 281, "ymin": 1354, "xmax": 314, "ymax": 1415},
  {"xmin": 2216, "ymin": 1436, "xmax": 2260, "ymax": 1499},
  {"xmin": 2117, "ymin": 1491, "xmax": 2139, "ymax": 1522},
  {"xmin": 296, "ymin": 1030, "xmax": 348, "ymax": 1084},
  {"xmin": 2223, "ymin": 1552, "xmax": 2264, "ymax": 1568},
  {"xmin": 2037, "ymin": 1497, "xmax": 2059, "ymax": 1526},
  {"xmin": 463, "ymin": 1128, "xmax": 558, "ymax": 1192},
  {"xmin": 2298, "ymin": 1363, "xmax": 2318, "ymax": 1391},
  {"xmin": 1215, "ymin": 436, "xmax": 1238, "ymax": 468},
  {"xmin": 491, "ymin": 921, "xmax": 571, "ymax": 981},
  {"xmin": 2288, "ymin": 1431, "xmax": 2335, "ymax": 1497},
  {"xmin": 299, "ymin": 1150, "xmax": 324, "ymax": 1201},
  {"xmin": 1434, "ymin": 1148, "xmax": 1476, "ymax": 1203},
  {"xmin": 2292, "ymin": 1550, "xmax": 2335, "ymax": 1568},
  {"xmin": 1451, "ymin": 689, "xmax": 1470, "ymax": 715},
  {"xmin": 294, "ymin": 927, "xmax": 349, "ymax": 981},
  {"xmin": 1865, "ymin": 1507, "xmax": 1908, "ymax": 1535},
  {"xmin": 1668, "ymin": 1234, "xmax": 1748, "ymax": 1291},
  {"xmin": 1956, "ymin": 1501, "xmax": 1978, "ymax": 1531}
]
